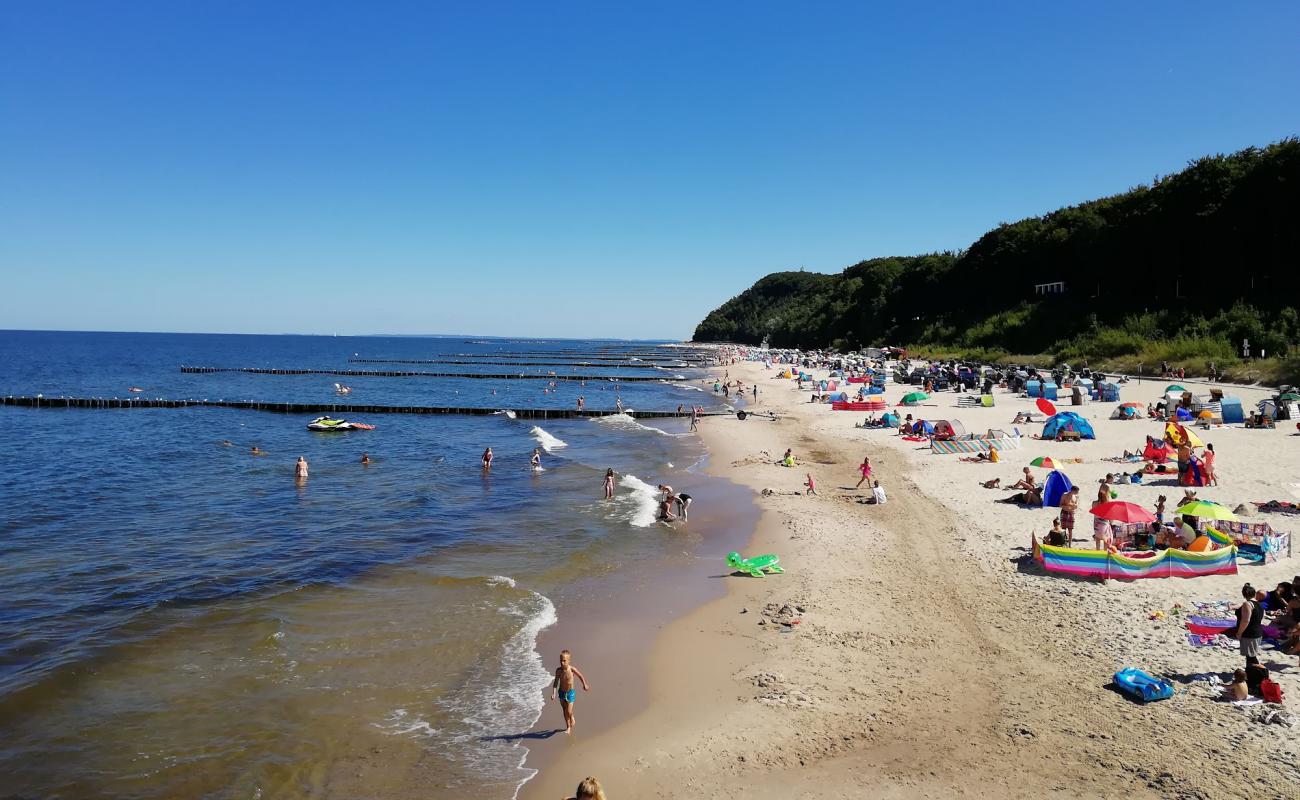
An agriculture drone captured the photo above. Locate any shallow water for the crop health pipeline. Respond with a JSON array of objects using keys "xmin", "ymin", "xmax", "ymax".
[{"xmin": 0, "ymin": 331, "xmax": 736, "ymax": 798}]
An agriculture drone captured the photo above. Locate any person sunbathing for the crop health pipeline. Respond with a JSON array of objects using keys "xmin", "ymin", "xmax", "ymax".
[
  {"xmin": 1009, "ymin": 467, "xmax": 1036, "ymax": 490},
  {"xmin": 980, "ymin": 478, "xmax": 1002, "ymax": 489},
  {"xmin": 999, "ymin": 486, "xmax": 1042, "ymax": 505}
]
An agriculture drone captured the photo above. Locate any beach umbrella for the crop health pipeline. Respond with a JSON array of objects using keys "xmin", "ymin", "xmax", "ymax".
[
  {"xmin": 902, "ymin": 392, "xmax": 928, "ymax": 404},
  {"xmin": 1165, "ymin": 384, "xmax": 1185, "ymax": 393},
  {"xmin": 1029, "ymin": 456, "xmax": 1060, "ymax": 469},
  {"xmin": 1198, "ymin": 409, "xmax": 1214, "ymax": 419},
  {"xmin": 1036, "ymin": 398, "xmax": 1057, "ymax": 416},
  {"xmin": 1090, "ymin": 500, "xmax": 1156, "ymax": 524},
  {"xmin": 1278, "ymin": 392, "xmax": 1300, "ymax": 402},
  {"xmin": 1175, "ymin": 501, "xmax": 1238, "ymax": 522}
]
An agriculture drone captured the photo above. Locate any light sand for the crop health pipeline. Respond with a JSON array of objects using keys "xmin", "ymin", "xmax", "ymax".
[{"xmin": 524, "ymin": 362, "xmax": 1300, "ymax": 799}]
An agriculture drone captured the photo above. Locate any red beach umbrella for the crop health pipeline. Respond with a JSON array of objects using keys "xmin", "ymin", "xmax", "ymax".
[
  {"xmin": 1089, "ymin": 501, "xmax": 1156, "ymax": 524},
  {"xmin": 1036, "ymin": 398, "xmax": 1057, "ymax": 416}
]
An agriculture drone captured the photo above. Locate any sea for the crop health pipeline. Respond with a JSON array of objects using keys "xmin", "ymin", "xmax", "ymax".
[{"xmin": 0, "ymin": 331, "xmax": 751, "ymax": 799}]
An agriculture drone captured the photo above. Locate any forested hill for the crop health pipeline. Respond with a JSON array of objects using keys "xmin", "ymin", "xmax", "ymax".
[{"xmin": 692, "ymin": 139, "xmax": 1300, "ymax": 373}]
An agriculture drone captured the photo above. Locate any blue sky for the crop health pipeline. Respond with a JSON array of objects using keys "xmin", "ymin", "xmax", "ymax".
[{"xmin": 2, "ymin": 1, "xmax": 1297, "ymax": 339}]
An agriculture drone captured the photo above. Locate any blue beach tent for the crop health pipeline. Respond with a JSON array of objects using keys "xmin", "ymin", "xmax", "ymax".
[
  {"xmin": 1041, "ymin": 470, "xmax": 1073, "ymax": 507},
  {"xmin": 1041, "ymin": 411, "xmax": 1095, "ymax": 439}
]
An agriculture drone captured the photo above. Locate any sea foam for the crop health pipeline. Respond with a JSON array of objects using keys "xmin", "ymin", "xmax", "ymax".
[
  {"xmin": 618, "ymin": 474, "xmax": 661, "ymax": 527},
  {"xmin": 529, "ymin": 426, "xmax": 567, "ymax": 452}
]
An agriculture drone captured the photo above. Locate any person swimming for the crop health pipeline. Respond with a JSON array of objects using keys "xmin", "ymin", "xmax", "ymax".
[{"xmin": 360, "ymin": 452, "xmax": 372, "ymax": 465}]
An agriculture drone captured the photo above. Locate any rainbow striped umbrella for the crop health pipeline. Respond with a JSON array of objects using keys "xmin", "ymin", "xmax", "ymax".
[{"xmin": 1029, "ymin": 456, "xmax": 1060, "ymax": 469}]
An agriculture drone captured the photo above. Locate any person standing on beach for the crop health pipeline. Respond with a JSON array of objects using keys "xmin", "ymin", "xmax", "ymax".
[
  {"xmin": 551, "ymin": 649, "xmax": 590, "ymax": 734},
  {"xmin": 1235, "ymin": 584, "xmax": 1264, "ymax": 667},
  {"xmin": 1203, "ymin": 443, "xmax": 1218, "ymax": 486},
  {"xmin": 295, "ymin": 456, "xmax": 309, "ymax": 480},
  {"xmin": 482, "ymin": 447, "xmax": 493, "ymax": 470},
  {"xmin": 752, "ymin": 384, "xmax": 758, "ymax": 402},
  {"xmin": 854, "ymin": 456, "xmax": 873, "ymax": 489},
  {"xmin": 1060, "ymin": 487, "xmax": 1080, "ymax": 544},
  {"xmin": 603, "ymin": 468, "xmax": 616, "ymax": 499},
  {"xmin": 804, "ymin": 473, "xmax": 817, "ymax": 496},
  {"xmin": 689, "ymin": 407, "xmax": 700, "ymax": 432}
]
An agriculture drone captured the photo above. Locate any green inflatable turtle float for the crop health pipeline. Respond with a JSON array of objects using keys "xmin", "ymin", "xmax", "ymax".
[{"xmin": 726, "ymin": 551, "xmax": 784, "ymax": 578}]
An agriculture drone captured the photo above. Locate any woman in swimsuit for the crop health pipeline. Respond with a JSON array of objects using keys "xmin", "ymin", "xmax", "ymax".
[
  {"xmin": 603, "ymin": 468, "xmax": 615, "ymax": 499},
  {"xmin": 530, "ymin": 448, "xmax": 542, "ymax": 471},
  {"xmin": 482, "ymin": 447, "xmax": 493, "ymax": 470}
]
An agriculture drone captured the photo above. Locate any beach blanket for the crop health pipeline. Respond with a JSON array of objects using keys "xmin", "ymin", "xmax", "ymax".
[
  {"xmin": 901, "ymin": 435, "xmax": 928, "ymax": 442},
  {"xmin": 1186, "ymin": 632, "xmax": 1236, "ymax": 649},
  {"xmin": 1253, "ymin": 501, "xmax": 1300, "ymax": 514}
]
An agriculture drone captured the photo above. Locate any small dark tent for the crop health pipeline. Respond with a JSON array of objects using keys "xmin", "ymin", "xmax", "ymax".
[
  {"xmin": 1042, "ymin": 470, "xmax": 1074, "ymax": 507},
  {"xmin": 1041, "ymin": 411, "xmax": 1096, "ymax": 439}
]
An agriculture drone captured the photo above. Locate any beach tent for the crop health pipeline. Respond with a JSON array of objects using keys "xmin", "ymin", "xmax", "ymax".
[
  {"xmin": 1164, "ymin": 422, "xmax": 1203, "ymax": 448},
  {"xmin": 1110, "ymin": 405, "xmax": 1140, "ymax": 420},
  {"xmin": 932, "ymin": 420, "xmax": 968, "ymax": 439},
  {"xmin": 1142, "ymin": 440, "xmax": 1170, "ymax": 462},
  {"xmin": 1042, "ymin": 411, "xmax": 1095, "ymax": 439},
  {"xmin": 825, "ymin": 391, "xmax": 848, "ymax": 403},
  {"xmin": 1175, "ymin": 406, "xmax": 1193, "ymax": 421},
  {"xmin": 1041, "ymin": 470, "xmax": 1074, "ymax": 507},
  {"xmin": 881, "ymin": 412, "xmax": 900, "ymax": 427},
  {"xmin": 1182, "ymin": 457, "xmax": 1209, "ymax": 487},
  {"xmin": 1220, "ymin": 397, "xmax": 1244, "ymax": 424},
  {"xmin": 911, "ymin": 419, "xmax": 936, "ymax": 435}
]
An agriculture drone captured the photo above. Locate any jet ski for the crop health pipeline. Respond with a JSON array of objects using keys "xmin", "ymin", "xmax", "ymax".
[{"xmin": 307, "ymin": 416, "xmax": 375, "ymax": 432}]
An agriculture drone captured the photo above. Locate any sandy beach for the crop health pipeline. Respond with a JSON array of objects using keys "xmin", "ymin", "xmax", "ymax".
[{"xmin": 526, "ymin": 359, "xmax": 1300, "ymax": 799}]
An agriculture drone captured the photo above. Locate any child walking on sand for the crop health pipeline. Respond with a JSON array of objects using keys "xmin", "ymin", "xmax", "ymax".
[
  {"xmin": 551, "ymin": 649, "xmax": 590, "ymax": 734},
  {"xmin": 804, "ymin": 473, "xmax": 817, "ymax": 496}
]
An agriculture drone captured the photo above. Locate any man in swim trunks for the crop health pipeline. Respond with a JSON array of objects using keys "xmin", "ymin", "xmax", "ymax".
[
  {"xmin": 551, "ymin": 649, "xmax": 590, "ymax": 734},
  {"xmin": 1059, "ymin": 487, "xmax": 1080, "ymax": 544}
]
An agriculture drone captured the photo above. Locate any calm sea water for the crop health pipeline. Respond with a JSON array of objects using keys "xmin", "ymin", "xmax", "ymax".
[{"xmin": 0, "ymin": 331, "xmax": 738, "ymax": 798}]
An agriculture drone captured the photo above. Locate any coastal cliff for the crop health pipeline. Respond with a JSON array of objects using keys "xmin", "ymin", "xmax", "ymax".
[{"xmin": 693, "ymin": 139, "xmax": 1300, "ymax": 377}]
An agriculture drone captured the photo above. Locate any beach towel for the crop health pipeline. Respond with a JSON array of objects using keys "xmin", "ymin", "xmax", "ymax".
[{"xmin": 1185, "ymin": 632, "xmax": 1235, "ymax": 649}]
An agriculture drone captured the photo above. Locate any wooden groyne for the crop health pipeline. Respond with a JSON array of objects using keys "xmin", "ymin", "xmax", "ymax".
[
  {"xmin": 0, "ymin": 396, "xmax": 716, "ymax": 420},
  {"xmin": 179, "ymin": 366, "xmax": 680, "ymax": 382}
]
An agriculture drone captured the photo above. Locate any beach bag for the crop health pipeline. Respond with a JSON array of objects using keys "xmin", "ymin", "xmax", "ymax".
[{"xmin": 1261, "ymin": 679, "xmax": 1284, "ymax": 704}]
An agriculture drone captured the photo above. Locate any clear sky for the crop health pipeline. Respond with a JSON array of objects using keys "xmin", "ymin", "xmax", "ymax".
[{"xmin": 2, "ymin": 2, "xmax": 1297, "ymax": 339}]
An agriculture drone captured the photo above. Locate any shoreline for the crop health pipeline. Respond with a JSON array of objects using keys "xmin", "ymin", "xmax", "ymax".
[
  {"xmin": 517, "ymin": 445, "xmax": 759, "ymax": 795},
  {"xmin": 524, "ymin": 359, "xmax": 1300, "ymax": 798}
]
